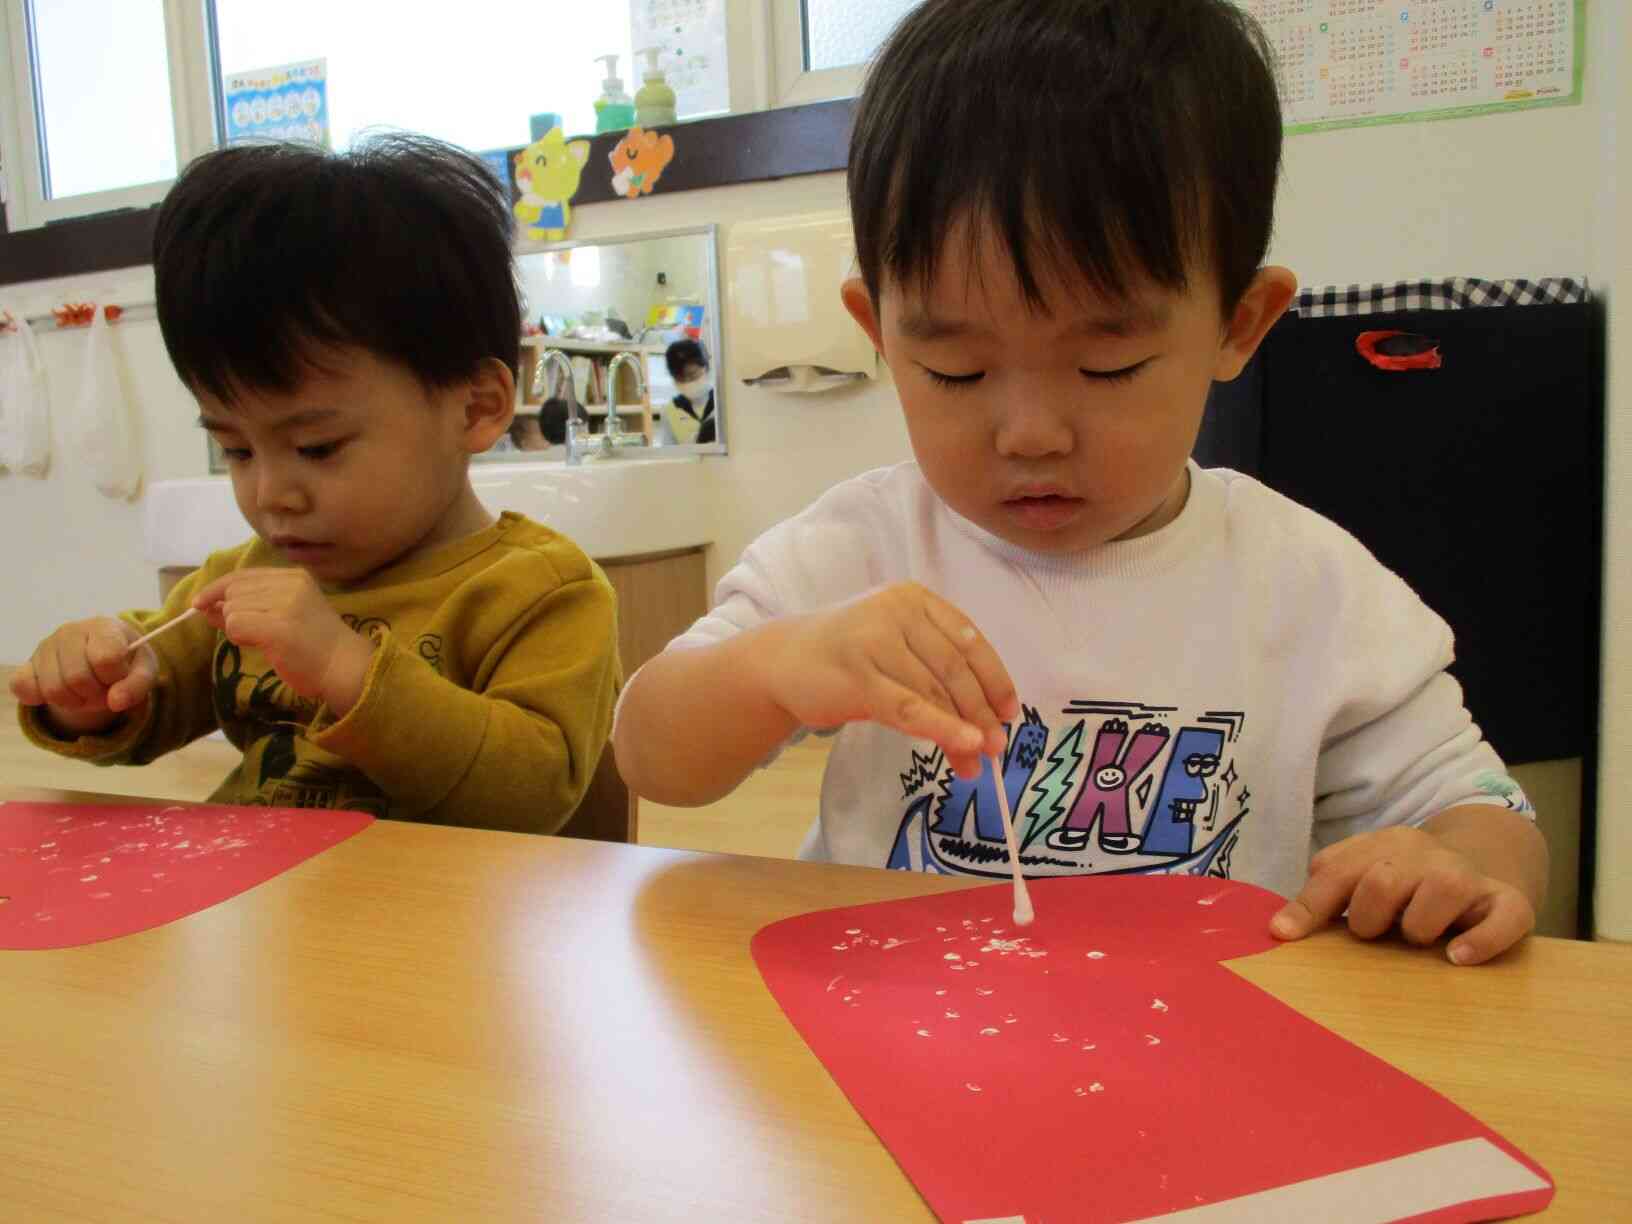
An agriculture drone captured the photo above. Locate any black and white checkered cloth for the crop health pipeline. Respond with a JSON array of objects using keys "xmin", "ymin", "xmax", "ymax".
[{"xmin": 1293, "ymin": 277, "xmax": 1590, "ymax": 318}]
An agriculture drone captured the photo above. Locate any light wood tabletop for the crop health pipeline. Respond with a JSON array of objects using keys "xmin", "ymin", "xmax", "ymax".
[{"xmin": 2, "ymin": 786, "xmax": 1628, "ymax": 1223}]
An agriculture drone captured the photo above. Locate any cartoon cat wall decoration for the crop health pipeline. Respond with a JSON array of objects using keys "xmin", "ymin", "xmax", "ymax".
[{"xmin": 514, "ymin": 126, "xmax": 590, "ymax": 240}]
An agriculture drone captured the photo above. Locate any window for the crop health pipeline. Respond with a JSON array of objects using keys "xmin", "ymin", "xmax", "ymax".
[
  {"xmin": 770, "ymin": 0, "xmax": 921, "ymax": 106},
  {"xmin": 803, "ymin": 0, "xmax": 921, "ymax": 72},
  {"xmin": 30, "ymin": 0, "xmax": 177, "ymax": 197},
  {"xmin": 1, "ymin": 0, "xmax": 215, "ymax": 227},
  {"xmin": 212, "ymin": 0, "xmax": 629, "ymax": 156},
  {"xmin": 1, "ymin": 0, "xmax": 812, "ymax": 237},
  {"xmin": 1, "ymin": 0, "xmax": 635, "ymax": 232}
]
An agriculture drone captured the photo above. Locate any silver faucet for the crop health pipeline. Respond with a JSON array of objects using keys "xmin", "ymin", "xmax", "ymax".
[
  {"xmin": 535, "ymin": 348, "xmax": 593, "ymax": 465},
  {"xmin": 601, "ymin": 352, "xmax": 651, "ymax": 457}
]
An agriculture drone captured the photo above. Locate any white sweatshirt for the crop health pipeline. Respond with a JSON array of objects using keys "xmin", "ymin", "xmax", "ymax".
[{"xmin": 662, "ymin": 461, "xmax": 1532, "ymax": 898}]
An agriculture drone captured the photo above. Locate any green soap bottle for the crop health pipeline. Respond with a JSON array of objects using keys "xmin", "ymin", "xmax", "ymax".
[
  {"xmin": 593, "ymin": 54, "xmax": 636, "ymax": 134},
  {"xmin": 634, "ymin": 47, "xmax": 677, "ymax": 128}
]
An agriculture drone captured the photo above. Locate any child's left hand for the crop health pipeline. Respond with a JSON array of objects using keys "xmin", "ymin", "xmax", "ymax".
[
  {"xmin": 1269, "ymin": 825, "xmax": 1536, "ymax": 965},
  {"xmin": 191, "ymin": 569, "xmax": 376, "ymax": 715}
]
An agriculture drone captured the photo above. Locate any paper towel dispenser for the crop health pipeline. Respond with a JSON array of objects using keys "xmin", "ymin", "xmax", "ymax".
[{"xmin": 727, "ymin": 211, "xmax": 877, "ymax": 393}]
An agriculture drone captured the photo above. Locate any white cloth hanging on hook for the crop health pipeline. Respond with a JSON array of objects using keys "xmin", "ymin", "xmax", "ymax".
[
  {"xmin": 77, "ymin": 306, "xmax": 143, "ymax": 500},
  {"xmin": 0, "ymin": 311, "xmax": 52, "ymax": 476}
]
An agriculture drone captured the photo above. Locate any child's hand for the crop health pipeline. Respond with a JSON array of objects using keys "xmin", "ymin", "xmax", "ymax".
[
  {"xmin": 758, "ymin": 582, "xmax": 1019, "ymax": 779},
  {"xmin": 9, "ymin": 617, "xmax": 159, "ymax": 735},
  {"xmin": 1270, "ymin": 825, "xmax": 1537, "ymax": 965},
  {"xmin": 192, "ymin": 569, "xmax": 376, "ymax": 715}
]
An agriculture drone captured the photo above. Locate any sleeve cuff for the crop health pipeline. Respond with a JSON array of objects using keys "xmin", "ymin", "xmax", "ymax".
[{"xmin": 17, "ymin": 698, "xmax": 154, "ymax": 763}]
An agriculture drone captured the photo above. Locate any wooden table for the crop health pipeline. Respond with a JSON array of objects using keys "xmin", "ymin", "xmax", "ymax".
[{"xmin": 2, "ymin": 787, "xmax": 1628, "ymax": 1222}]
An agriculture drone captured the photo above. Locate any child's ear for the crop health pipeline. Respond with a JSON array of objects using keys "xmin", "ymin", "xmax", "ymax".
[
  {"xmin": 459, "ymin": 358, "xmax": 517, "ymax": 454},
  {"xmin": 841, "ymin": 278, "xmax": 887, "ymax": 356},
  {"xmin": 1214, "ymin": 266, "xmax": 1297, "ymax": 381}
]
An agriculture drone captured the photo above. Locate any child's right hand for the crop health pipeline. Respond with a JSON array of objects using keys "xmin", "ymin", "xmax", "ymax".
[
  {"xmin": 757, "ymin": 582, "xmax": 1019, "ymax": 779},
  {"xmin": 9, "ymin": 617, "xmax": 158, "ymax": 736}
]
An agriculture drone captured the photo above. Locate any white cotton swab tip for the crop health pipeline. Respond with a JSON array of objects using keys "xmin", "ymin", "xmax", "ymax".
[
  {"xmin": 988, "ymin": 753, "xmax": 1035, "ymax": 927},
  {"xmin": 125, "ymin": 606, "xmax": 200, "ymax": 655}
]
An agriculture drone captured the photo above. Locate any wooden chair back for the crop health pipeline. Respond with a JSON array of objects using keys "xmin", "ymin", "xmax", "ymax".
[{"xmin": 556, "ymin": 747, "xmax": 637, "ymax": 844}]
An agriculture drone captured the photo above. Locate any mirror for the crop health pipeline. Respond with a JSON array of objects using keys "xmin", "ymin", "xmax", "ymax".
[
  {"xmin": 202, "ymin": 223, "xmax": 727, "ymax": 472},
  {"xmin": 482, "ymin": 224, "xmax": 726, "ymax": 463}
]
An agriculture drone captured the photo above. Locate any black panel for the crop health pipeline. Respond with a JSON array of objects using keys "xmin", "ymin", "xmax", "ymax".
[
  {"xmin": 1253, "ymin": 302, "xmax": 1598, "ymax": 767},
  {"xmin": 1194, "ymin": 325, "xmax": 1275, "ymax": 476}
]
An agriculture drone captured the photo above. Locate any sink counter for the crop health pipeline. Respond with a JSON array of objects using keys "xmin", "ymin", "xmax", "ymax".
[
  {"xmin": 145, "ymin": 457, "xmax": 714, "ymax": 678},
  {"xmin": 144, "ymin": 457, "xmax": 713, "ymax": 569}
]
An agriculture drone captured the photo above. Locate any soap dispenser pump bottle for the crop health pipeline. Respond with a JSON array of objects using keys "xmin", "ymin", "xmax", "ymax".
[
  {"xmin": 633, "ymin": 47, "xmax": 677, "ymax": 128},
  {"xmin": 593, "ymin": 54, "xmax": 636, "ymax": 134}
]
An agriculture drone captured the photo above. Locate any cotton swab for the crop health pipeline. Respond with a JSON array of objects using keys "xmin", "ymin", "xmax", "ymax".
[
  {"xmin": 125, "ymin": 607, "xmax": 200, "ymax": 655},
  {"xmin": 988, "ymin": 754, "xmax": 1035, "ymax": 926}
]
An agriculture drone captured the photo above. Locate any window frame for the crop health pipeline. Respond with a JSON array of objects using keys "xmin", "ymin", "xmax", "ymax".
[
  {"xmin": 768, "ymin": 0, "xmax": 870, "ymax": 108},
  {"xmin": 0, "ymin": 0, "xmax": 218, "ymax": 231}
]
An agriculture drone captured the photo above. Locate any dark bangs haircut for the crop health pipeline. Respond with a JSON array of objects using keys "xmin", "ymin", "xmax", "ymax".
[
  {"xmin": 848, "ymin": 0, "xmax": 1283, "ymax": 316},
  {"xmin": 153, "ymin": 132, "xmax": 522, "ymax": 405}
]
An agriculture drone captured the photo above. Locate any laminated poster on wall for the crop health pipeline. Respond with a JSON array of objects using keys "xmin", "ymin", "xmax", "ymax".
[
  {"xmin": 629, "ymin": 0, "xmax": 730, "ymax": 120},
  {"xmin": 223, "ymin": 57, "xmax": 329, "ymax": 147},
  {"xmin": 1233, "ymin": 0, "xmax": 1583, "ymax": 133},
  {"xmin": 753, "ymin": 875, "xmax": 1554, "ymax": 1223}
]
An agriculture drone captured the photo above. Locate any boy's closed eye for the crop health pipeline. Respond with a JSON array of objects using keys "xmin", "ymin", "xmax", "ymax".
[
  {"xmin": 921, "ymin": 365, "xmax": 985, "ymax": 389},
  {"xmin": 919, "ymin": 358, "xmax": 1156, "ymax": 389},
  {"xmin": 1079, "ymin": 358, "xmax": 1155, "ymax": 384}
]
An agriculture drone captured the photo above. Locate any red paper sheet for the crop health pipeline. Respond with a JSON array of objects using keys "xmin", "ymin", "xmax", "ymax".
[
  {"xmin": 753, "ymin": 875, "xmax": 1553, "ymax": 1224},
  {"xmin": 0, "ymin": 801, "xmax": 373, "ymax": 950}
]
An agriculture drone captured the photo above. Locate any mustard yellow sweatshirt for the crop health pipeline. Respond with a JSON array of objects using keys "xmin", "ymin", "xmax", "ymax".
[{"xmin": 20, "ymin": 512, "xmax": 621, "ymax": 834}]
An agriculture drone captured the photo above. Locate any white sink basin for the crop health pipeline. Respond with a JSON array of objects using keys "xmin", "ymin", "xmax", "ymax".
[{"xmin": 144, "ymin": 457, "xmax": 712, "ymax": 568}]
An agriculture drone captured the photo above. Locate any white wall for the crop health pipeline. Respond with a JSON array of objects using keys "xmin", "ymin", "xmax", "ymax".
[
  {"xmin": 551, "ymin": 172, "xmax": 912, "ymax": 583},
  {"xmin": 1273, "ymin": 104, "xmax": 1605, "ymax": 285},
  {"xmin": 1586, "ymin": 9, "xmax": 1630, "ymax": 941},
  {"xmin": 0, "ymin": 266, "xmax": 201, "ymax": 653}
]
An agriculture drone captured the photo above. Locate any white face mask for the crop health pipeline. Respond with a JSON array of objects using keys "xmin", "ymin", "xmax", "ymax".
[{"xmin": 675, "ymin": 376, "xmax": 712, "ymax": 402}]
